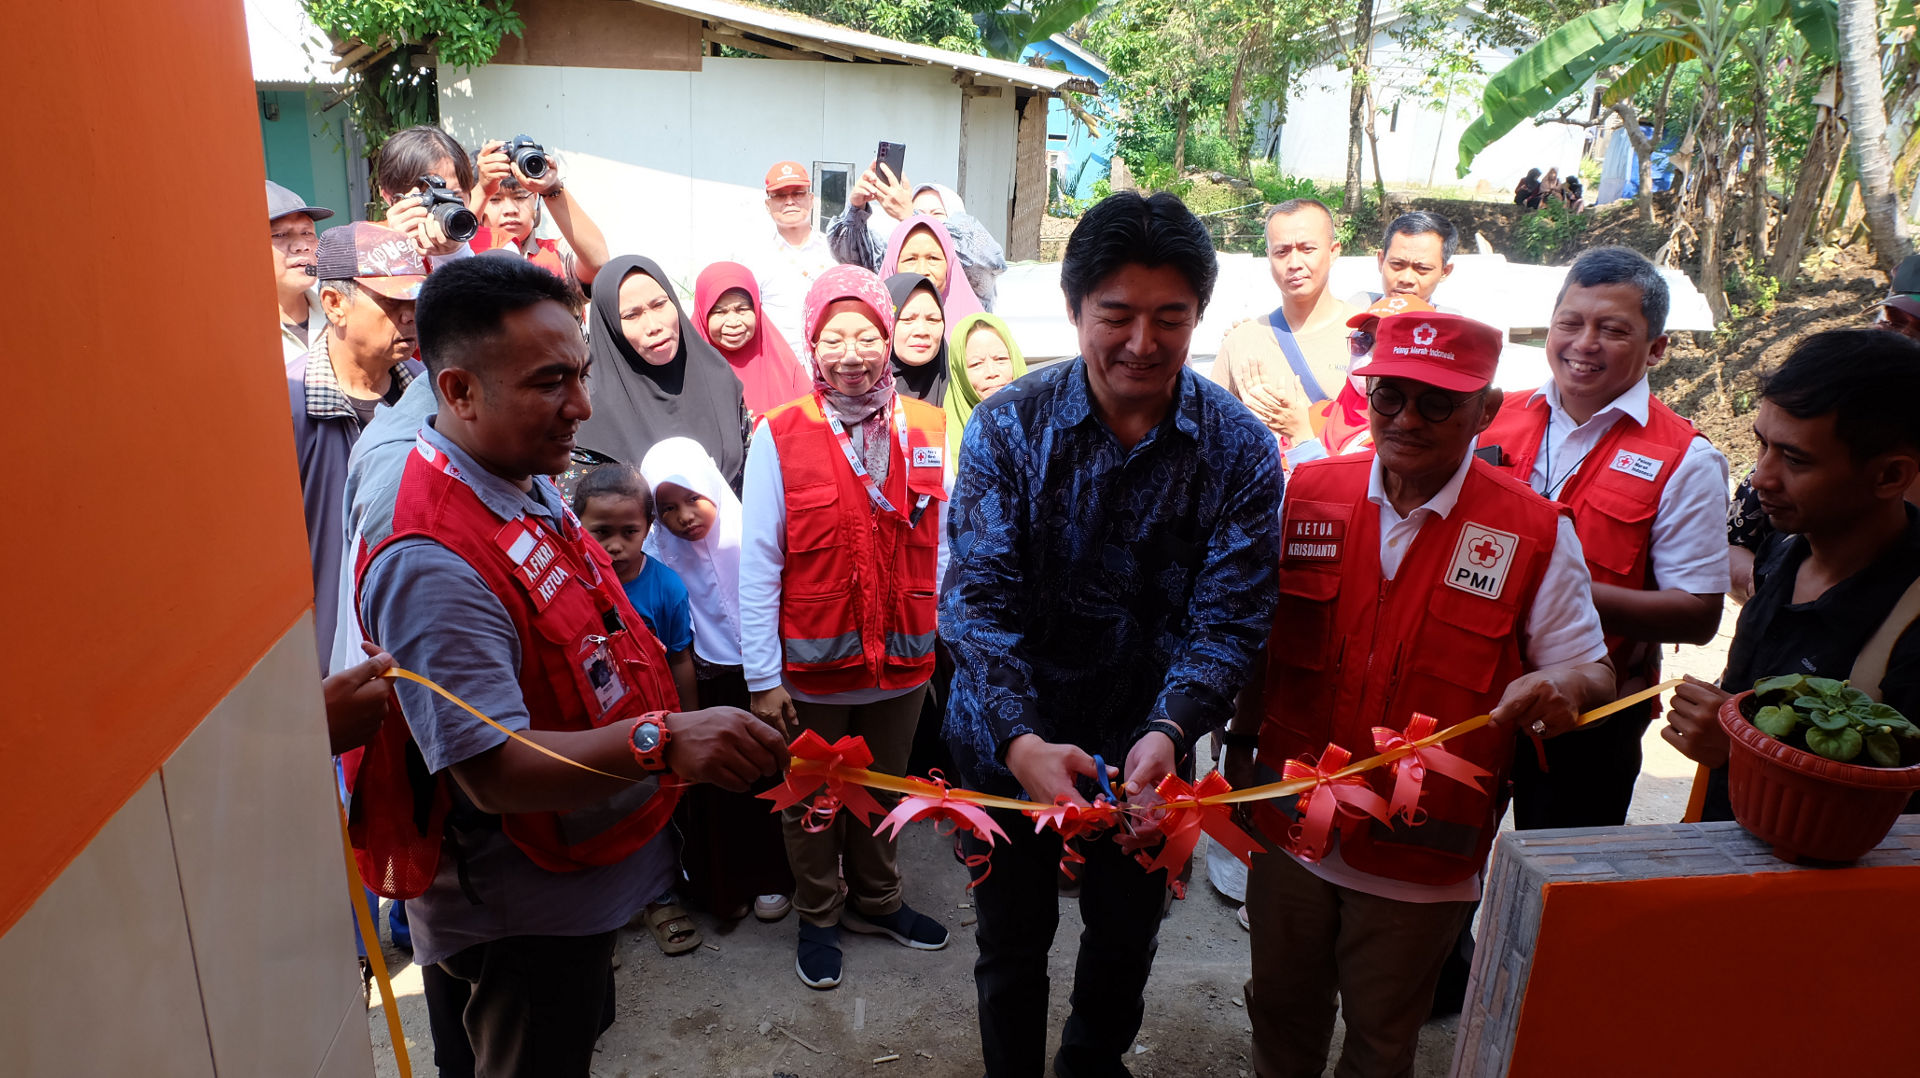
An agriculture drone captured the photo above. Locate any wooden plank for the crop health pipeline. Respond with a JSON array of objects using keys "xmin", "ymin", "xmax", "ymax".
[{"xmin": 1007, "ymin": 92, "xmax": 1047, "ymax": 262}]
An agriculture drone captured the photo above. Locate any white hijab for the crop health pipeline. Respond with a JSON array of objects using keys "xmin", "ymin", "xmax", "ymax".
[{"xmin": 640, "ymin": 437, "xmax": 744, "ymax": 666}]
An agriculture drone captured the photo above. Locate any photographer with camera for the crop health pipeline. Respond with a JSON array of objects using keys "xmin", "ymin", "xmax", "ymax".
[
  {"xmin": 471, "ymin": 135, "xmax": 609, "ymax": 296},
  {"xmin": 375, "ymin": 125, "xmax": 481, "ymax": 263}
]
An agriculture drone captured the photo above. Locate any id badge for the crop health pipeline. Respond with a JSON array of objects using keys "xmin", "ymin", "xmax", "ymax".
[{"xmin": 578, "ymin": 636, "xmax": 628, "ymax": 715}]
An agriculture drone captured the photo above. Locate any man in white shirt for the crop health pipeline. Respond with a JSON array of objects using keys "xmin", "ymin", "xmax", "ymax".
[
  {"xmin": 1479, "ymin": 245, "xmax": 1730, "ymax": 830},
  {"xmin": 737, "ymin": 161, "xmax": 837, "ymax": 363},
  {"xmin": 1226, "ymin": 312, "xmax": 1613, "ymax": 1078}
]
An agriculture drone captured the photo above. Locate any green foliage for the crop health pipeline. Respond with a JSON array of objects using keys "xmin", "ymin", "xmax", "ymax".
[
  {"xmin": 303, "ymin": 0, "xmax": 524, "ymax": 159},
  {"xmin": 1726, "ymin": 258, "xmax": 1781, "ymax": 315},
  {"xmin": 971, "ymin": 0, "xmax": 1100, "ymax": 60},
  {"xmin": 770, "ymin": 0, "xmax": 979, "ymax": 50},
  {"xmin": 1749, "ymin": 675, "xmax": 1920, "ymax": 765},
  {"xmin": 1512, "ymin": 198, "xmax": 1588, "ymax": 263}
]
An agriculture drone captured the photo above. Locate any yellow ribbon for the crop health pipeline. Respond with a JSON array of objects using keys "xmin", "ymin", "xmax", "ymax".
[{"xmin": 379, "ymin": 667, "xmax": 1680, "ymax": 813}]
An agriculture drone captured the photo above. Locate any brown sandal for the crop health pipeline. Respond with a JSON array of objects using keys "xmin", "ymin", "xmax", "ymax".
[{"xmin": 641, "ymin": 903, "xmax": 702, "ymax": 955}]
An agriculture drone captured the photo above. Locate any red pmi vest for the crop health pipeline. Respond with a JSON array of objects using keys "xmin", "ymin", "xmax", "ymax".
[
  {"xmin": 766, "ymin": 393, "xmax": 947, "ymax": 696},
  {"xmin": 1256, "ymin": 454, "xmax": 1564, "ymax": 886},
  {"xmin": 472, "ymin": 227, "xmax": 570, "ymax": 283},
  {"xmin": 346, "ymin": 438, "xmax": 683, "ymax": 898},
  {"xmin": 1481, "ymin": 389, "xmax": 1699, "ymax": 667}
]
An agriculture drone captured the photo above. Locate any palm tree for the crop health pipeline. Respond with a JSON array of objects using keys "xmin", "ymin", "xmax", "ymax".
[{"xmin": 1838, "ymin": 0, "xmax": 1914, "ymax": 271}]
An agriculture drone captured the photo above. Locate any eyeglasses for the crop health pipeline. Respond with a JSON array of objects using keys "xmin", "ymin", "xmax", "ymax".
[
  {"xmin": 1368, "ymin": 383, "xmax": 1483, "ymax": 424},
  {"xmin": 814, "ymin": 335, "xmax": 887, "ymax": 359},
  {"xmin": 1348, "ymin": 328, "xmax": 1375, "ymax": 357}
]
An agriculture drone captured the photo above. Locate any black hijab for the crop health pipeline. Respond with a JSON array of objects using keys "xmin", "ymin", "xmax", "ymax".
[
  {"xmin": 577, "ymin": 255, "xmax": 747, "ymax": 487},
  {"xmin": 885, "ymin": 272, "xmax": 950, "ymax": 405}
]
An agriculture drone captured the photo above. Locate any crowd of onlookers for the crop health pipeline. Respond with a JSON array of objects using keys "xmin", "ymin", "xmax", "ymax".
[
  {"xmin": 1514, "ymin": 165, "xmax": 1584, "ymax": 212},
  {"xmin": 270, "ymin": 123, "xmax": 1920, "ymax": 1078}
]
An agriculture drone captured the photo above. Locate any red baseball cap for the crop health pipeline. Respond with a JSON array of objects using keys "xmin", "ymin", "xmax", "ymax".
[
  {"xmin": 313, "ymin": 222, "xmax": 428, "ymax": 300},
  {"xmin": 765, "ymin": 161, "xmax": 810, "ymax": 193},
  {"xmin": 1350, "ymin": 312, "xmax": 1503, "ymax": 392},
  {"xmin": 1346, "ymin": 292, "xmax": 1435, "ymax": 328}
]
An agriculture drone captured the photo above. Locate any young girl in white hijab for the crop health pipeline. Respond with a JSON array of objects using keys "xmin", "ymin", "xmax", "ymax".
[{"xmin": 640, "ymin": 438, "xmax": 795, "ymax": 923}]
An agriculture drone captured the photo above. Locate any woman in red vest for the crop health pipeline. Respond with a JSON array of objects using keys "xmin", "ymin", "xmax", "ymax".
[{"xmin": 739, "ymin": 264, "xmax": 952, "ymax": 991}]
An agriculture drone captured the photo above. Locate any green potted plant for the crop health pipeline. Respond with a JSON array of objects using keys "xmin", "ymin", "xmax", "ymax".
[{"xmin": 1718, "ymin": 676, "xmax": 1920, "ymax": 863}]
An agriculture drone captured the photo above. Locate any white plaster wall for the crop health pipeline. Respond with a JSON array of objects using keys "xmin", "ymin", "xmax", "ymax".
[
  {"xmin": 958, "ymin": 91, "xmax": 1019, "ymax": 242},
  {"xmin": 442, "ymin": 58, "xmax": 995, "ymax": 289},
  {"xmin": 1270, "ymin": 21, "xmax": 1589, "ymax": 189}
]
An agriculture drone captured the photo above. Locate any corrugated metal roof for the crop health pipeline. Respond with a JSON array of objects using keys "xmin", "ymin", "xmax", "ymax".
[
  {"xmin": 627, "ymin": 0, "xmax": 1099, "ymax": 94},
  {"xmin": 245, "ymin": 0, "xmax": 346, "ymax": 85}
]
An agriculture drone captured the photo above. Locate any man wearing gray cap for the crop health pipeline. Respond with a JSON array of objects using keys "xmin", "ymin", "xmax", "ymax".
[
  {"xmin": 1874, "ymin": 254, "xmax": 1920, "ymax": 341},
  {"xmin": 269, "ymin": 180, "xmax": 336, "ymax": 364}
]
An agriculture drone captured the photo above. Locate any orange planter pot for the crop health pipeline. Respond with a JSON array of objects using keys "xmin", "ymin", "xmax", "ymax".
[{"xmin": 1719, "ymin": 691, "xmax": 1920, "ymax": 863}]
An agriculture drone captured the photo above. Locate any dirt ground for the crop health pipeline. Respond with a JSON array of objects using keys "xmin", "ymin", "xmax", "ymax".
[{"xmin": 365, "ymin": 608, "xmax": 1737, "ymax": 1078}]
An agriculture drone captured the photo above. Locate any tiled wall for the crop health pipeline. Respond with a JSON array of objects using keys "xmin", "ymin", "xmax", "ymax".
[{"xmin": 0, "ymin": 615, "xmax": 374, "ymax": 1077}]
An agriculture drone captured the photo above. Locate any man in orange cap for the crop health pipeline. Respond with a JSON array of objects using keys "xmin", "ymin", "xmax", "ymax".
[
  {"xmin": 735, "ymin": 160, "xmax": 836, "ymax": 362},
  {"xmin": 1223, "ymin": 311, "xmax": 1614, "ymax": 1078}
]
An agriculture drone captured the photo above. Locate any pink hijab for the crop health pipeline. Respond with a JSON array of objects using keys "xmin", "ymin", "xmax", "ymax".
[
  {"xmin": 880, "ymin": 214, "xmax": 984, "ymax": 319},
  {"xmin": 694, "ymin": 261, "xmax": 810, "ymax": 415},
  {"xmin": 802, "ymin": 265, "xmax": 900, "ymax": 480}
]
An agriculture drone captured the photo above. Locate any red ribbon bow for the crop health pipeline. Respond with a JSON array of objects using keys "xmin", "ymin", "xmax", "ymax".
[
  {"xmin": 872, "ymin": 773, "xmax": 1009, "ymax": 850},
  {"xmin": 757, "ymin": 730, "xmax": 887, "ymax": 830},
  {"xmin": 1370, "ymin": 712, "xmax": 1493, "ymax": 824},
  {"xmin": 1029, "ymin": 797, "xmax": 1121, "ymax": 881},
  {"xmin": 1129, "ymin": 773, "xmax": 1263, "ymax": 895},
  {"xmin": 1280, "ymin": 745, "xmax": 1392, "ymax": 863}
]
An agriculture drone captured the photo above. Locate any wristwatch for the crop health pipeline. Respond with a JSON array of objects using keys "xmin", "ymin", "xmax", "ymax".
[
  {"xmin": 1220, "ymin": 731, "xmax": 1260, "ymax": 751},
  {"xmin": 629, "ymin": 711, "xmax": 673, "ymax": 773}
]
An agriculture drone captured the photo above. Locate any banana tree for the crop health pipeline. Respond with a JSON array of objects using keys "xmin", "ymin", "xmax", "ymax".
[
  {"xmin": 969, "ymin": 0, "xmax": 1101, "ymax": 60},
  {"xmin": 1839, "ymin": 0, "xmax": 1915, "ymax": 271},
  {"xmin": 1457, "ymin": 0, "xmax": 1838, "ymax": 319}
]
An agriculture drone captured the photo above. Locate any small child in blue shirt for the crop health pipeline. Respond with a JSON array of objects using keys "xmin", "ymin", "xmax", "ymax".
[
  {"xmin": 573, "ymin": 463, "xmax": 705, "ymax": 956},
  {"xmin": 573, "ymin": 463, "xmax": 698, "ymax": 709}
]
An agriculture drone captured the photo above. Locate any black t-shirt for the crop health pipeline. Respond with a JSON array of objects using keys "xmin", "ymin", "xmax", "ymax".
[
  {"xmin": 1704, "ymin": 504, "xmax": 1920, "ymax": 818},
  {"xmin": 345, "ymin": 377, "xmax": 407, "ymax": 429}
]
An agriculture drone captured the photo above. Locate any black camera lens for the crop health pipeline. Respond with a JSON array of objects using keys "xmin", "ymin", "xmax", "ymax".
[
  {"xmin": 516, "ymin": 148, "xmax": 549, "ymax": 179},
  {"xmin": 433, "ymin": 203, "xmax": 480, "ymax": 244}
]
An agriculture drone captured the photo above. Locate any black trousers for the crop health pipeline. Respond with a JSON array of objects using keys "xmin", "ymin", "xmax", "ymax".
[
  {"xmin": 427, "ymin": 931, "xmax": 617, "ymax": 1078},
  {"xmin": 963, "ymin": 810, "xmax": 1168, "ymax": 1078},
  {"xmin": 1509, "ymin": 698, "xmax": 1656, "ymax": 829}
]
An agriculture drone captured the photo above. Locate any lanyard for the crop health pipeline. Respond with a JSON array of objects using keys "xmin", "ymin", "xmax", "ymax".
[
  {"xmin": 818, "ymin": 395, "xmax": 932, "ymax": 524},
  {"xmin": 413, "ymin": 431, "xmax": 605, "ymax": 589}
]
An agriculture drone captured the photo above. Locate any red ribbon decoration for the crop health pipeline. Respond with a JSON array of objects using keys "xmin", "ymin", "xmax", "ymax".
[
  {"xmin": 757, "ymin": 730, "xmax": 888, "ymax": 831},
  {"xmin": 1029, "ymin": 798, "xmax": 1120, "ymax": 881},
  {"xmin": 872, "ymin": 773, "xmax": 1010, "ymax": 849},
  {"xmin": 1370, "ymin": 712, "xmax": 1494, "ymax": 824},
  {"xmin": 1279, "ymin": 745, "xmax": 1392, "ymax": 863},
  {"xmin": 1128, "ymin": 773, "xmax": 1263, "ymax": 893}
]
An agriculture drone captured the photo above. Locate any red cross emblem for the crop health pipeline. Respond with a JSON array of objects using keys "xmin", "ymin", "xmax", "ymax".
[{"xmin": 1470, "ymin": 536, "xmax": 1504, "ymax": 567}]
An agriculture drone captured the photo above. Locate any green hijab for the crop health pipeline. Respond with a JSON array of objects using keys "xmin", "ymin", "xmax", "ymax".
[{"xmin": 945, "ymin": 312, "xmax": 1028, "ymax": 456}]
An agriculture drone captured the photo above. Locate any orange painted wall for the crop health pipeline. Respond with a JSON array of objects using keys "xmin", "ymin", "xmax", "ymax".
[
  {"xmin": 0, "ymin": 1, "xmax": 312, "ymax": 932},
  {"xmin": 1507, "ymin": 866, "xmax": 1920, "ymax": 1075}
]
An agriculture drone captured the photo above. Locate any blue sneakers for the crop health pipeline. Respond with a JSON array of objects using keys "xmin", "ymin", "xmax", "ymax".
[
  {"xmin": 796, "ymin": 922, "xmax": 842, "ymax": 989},
  {"xmin": 841, "ymin": 904, "xmax": 950, "ymax": 950}
]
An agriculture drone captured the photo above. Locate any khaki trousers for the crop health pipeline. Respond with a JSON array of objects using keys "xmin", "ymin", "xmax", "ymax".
[
  {"xmin": 1244, "ymin": 850, "xmax": 1473, "ymax": 1078},
  {"xmin": 780, "ymin": 685, "xmax": 927, "ymax": 927}
]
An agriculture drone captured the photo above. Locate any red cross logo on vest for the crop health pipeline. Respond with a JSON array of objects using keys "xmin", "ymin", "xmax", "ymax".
[{"xmin": 1470, "ymin": 535, "xmax": 1505, "ymax": 567}]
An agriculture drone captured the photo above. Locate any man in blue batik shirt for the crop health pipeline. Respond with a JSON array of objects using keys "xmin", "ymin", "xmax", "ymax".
[{"xmin": 941, "ymin": 191, "xmax": 1282, "ymax": 1078}]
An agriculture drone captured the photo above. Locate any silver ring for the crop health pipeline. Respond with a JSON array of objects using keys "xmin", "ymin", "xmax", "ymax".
[{"xmin": 1530, "ymin": 720, "xmax": 1548, "ymax": 736}]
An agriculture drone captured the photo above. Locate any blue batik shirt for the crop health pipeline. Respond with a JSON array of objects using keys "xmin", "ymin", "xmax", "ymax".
[{"xmin": 940, "ymin": 358, "xmax": 1283, "ymax": 796}]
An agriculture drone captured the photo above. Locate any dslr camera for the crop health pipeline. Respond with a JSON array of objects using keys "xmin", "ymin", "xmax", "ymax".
[
  {"xmin": 504, "ymin": 134, "xmax": 550, "ymax": 181},
  {"xmin": 413, "ymin": 174, "xmax": 479, "ymax": 244}
]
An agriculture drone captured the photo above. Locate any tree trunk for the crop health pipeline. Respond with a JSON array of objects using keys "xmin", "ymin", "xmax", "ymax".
[
  {"xmin": 1695, "ymin": 82, "xmax": 1728, "ymax": 321},
  {"xmin": 1343, "ymin": 0, "xmax": 1375, "ymax": 213},
  {"xmin": 1612, "ymin": 99, "xmax": 1658, "ymax": 225},
  {"xmin": 1173, "ymin": 102, "xmax": 1190, "ymax": 175},
  {"xmin": 1748, "ymin": 31, "xmax": 1774, "ymax": 264},
  {"xmin": 1364, "ymin": 81, "xmax": 1387, "ymax": 205},
  {"xmin": 1838, "ymin": 0, "xmax": 1914, "ymax": 270},
  {"xmin": 1770, "ymin": 103, "xmax": 1844, "ymax": 290}
]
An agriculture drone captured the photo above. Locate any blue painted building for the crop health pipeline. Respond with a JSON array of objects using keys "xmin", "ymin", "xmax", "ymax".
[{"xmin": 1020, "ymin": 35, "xmax": 1114, "ymax": 201}]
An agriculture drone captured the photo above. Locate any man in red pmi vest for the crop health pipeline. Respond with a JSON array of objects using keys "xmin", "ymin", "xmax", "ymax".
[
  {"xmin": 350, "ymin": 256, "xmax": 787, "ymax": 1076},
  {"xmin": 1480, "ymin": 246, "xmax": 1729, "ymax": 829},
  {"xmin": 1225, "ymin": 312, "xmax": 1614, "ymax": 1078}
]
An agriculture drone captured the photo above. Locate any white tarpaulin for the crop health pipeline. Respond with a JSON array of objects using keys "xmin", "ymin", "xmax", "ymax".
[{"xmin": 994, "ymin": 252, "xmax": 1716, "ymax": 388}]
